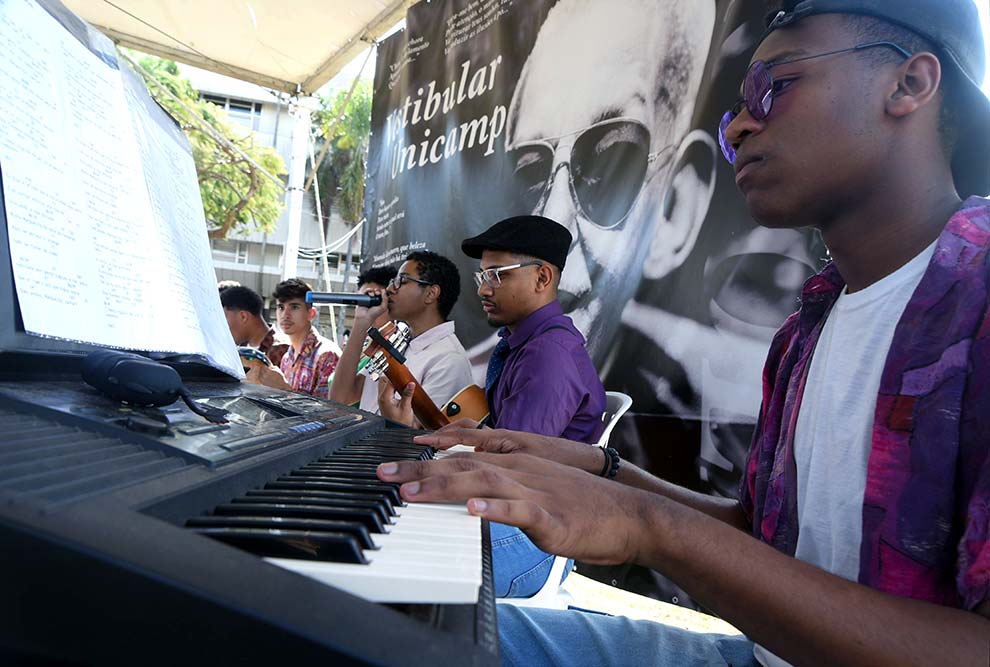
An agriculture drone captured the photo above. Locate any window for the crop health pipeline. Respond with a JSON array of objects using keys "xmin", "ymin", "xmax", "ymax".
[
  {"xmin": 201, "ymin": 94, "xmax": 262, "ymax": 132},
  {"xmin": 213, "ymin": 240, "xmax": 249, "ymax": 264}
]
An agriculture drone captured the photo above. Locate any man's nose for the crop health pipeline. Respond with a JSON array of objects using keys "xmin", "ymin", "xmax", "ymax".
[
  {"xmin": 724, "ymin": 106, "xmax": 765, "ymax": 155},
  {"xmin": 477, "ymin": 280, "xmax": 494, "ymax": 298},
  {"xmin": 541, "ymin": 162, "xmax": 578, "ymax": 236}
]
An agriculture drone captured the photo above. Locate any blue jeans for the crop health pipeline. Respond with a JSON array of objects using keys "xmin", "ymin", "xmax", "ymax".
[
  {"xmin": 498, "ymin": 605, "xmax": 757, "ymax": 667},
  {"xmin": 491, "ymin": 522, "xmax": 570, "ymax": 598}
]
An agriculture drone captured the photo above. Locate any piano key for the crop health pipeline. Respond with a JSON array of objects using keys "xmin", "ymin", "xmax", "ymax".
[
  {"xmin": 267, "ymin": 479, "xmax": 402, "ymax": 505},
  {"xmin": 213, "ymin": 502, "xmax": 387, "ymax": 533},
  {"xmin": 186, "ymin": 515, "xmax": 375, "ymax": 549},
  {"xmin": 245, "ymin": 488, "xmax": 398, "ymax": 515},
  {"xmin": 190, "ymin": 527, "xmax": 366, "ymax": 564},
  {"xmin": 231, "ymin": 494, "xmax": 391, "ymax": 524}
]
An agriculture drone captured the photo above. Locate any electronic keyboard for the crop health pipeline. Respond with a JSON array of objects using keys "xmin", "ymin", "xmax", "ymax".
[{"xmin": 0, "ymin": 377, "xmax": 498, "ymax": 666}]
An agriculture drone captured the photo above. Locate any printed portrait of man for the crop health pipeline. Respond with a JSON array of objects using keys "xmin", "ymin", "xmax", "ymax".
[{"xmin": 494, "ymin": 0, "xmax": 719, "ymax": 358}]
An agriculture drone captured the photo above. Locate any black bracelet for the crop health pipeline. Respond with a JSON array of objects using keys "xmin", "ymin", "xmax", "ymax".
[{"xmin": 598, "ymin": 446, "xmax": 620, "ymax": 479}]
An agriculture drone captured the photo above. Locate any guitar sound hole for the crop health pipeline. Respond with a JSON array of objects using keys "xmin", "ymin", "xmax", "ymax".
[{"xmin": 446, "ymin": 402, "xmax": 461, "ymax": 416}]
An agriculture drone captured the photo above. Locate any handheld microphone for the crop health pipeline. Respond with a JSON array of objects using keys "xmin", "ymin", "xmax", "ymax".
[{"xmin": 305, "ymin": 291, "xmax": 382, "ymax": 307}]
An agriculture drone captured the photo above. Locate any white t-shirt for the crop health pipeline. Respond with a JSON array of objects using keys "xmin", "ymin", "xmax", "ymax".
[
  {"xmin": 359, "ymin": 320, "xmax": 474, "ymax": 416},
  {"xmin": 755, "ymin": 241, "xmax": 936, "ymax": 667}
]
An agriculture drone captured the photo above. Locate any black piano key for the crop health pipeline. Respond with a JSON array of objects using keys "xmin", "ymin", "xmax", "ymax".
[
  {"xmin": 231, "ymin": 494, "xmax": 391, "ymax": 524},
  {"xmin": 300, "ymin": 464, "xmax": 383, "ymax": 475},
  {"xmin": 323, "ymin": 453, "xmax": 423, "ymax": 463},
  {"xmin": 290, "ymin": 469, "xmax": 383, "ymax": 481},
  {"xmin": 213, "ymin": 502, "xmax": 387, "ymax": 533},
  {"xmin": 245, "ymin": 488, "xmax": 397, "ymax": 515},
  {"xmin": 186, "ymin": 515, "xmax": 375, "ymax": 549},
  {"xmin": 267, "ymin": 479, "xmax": 402, "ymax": 505},
  {"xmin": 337, "ymin": 444, "xmax": 430, "ymax": 455},
  {"xmin": 189, "ymin": 527, "xmax": 367, "ymax": 564}
]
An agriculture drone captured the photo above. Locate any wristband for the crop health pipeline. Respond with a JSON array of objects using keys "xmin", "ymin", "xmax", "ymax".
[{"xmin": 598, "ymin": 446, "xmax": 620, "ymax": 479}]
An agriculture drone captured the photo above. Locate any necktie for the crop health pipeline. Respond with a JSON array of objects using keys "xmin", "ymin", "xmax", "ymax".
[{"xmin": 485, "ymin": 332, "xmax": 511, "ymax": 396}]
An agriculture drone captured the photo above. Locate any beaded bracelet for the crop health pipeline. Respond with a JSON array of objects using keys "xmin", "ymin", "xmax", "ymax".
[{"xmin": 598, "ymin": 446, "xmax": 620, "ymax": 479}]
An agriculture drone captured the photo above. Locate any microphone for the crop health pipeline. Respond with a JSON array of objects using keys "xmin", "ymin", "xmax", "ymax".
[
  {"xmin": 81, "ymin": 349, "xmax": 228, "ymax": 423},
  {"xmin": 305, "ymin": 291, "xmax": 382, "ymax": 307}
]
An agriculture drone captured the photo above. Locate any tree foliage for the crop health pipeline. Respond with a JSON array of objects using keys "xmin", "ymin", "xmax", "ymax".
[
  {"xmin": 313, "ymin": 80, "xmax": 373, "ymax": 226},
  {"xmin": 134, "ymin": 55, "xmax": 286, "ymax": 239}
]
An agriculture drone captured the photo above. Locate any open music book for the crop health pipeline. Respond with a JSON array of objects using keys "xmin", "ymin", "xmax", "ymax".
[{"xmin": 0, "ymin": 0, "xmax": 242, "ymax": 378}]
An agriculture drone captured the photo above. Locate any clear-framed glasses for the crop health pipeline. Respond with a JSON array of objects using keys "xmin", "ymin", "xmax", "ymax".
[
  {"xmin": 507, "ymin": 117, "xmax": 675, "ymax": 230},
  {"xmin": 473, "ymin": 261, "xmax": 543, "ymax": 289},
  {"xmin": 388, "ymin": 273, "xmax": 432, "ymax": 290},
  {"xmin": 717, "ymin": 41, "xmax": 911, "ymax": 164}
]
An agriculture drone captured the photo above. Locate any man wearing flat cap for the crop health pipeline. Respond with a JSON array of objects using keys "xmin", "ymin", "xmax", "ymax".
[{"xmin": 459, "ymin": 214, "xmax": 606, "ymax": 598}]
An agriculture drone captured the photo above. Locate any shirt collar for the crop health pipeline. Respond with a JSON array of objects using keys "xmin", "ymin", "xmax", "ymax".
[
  {"xmin": 505, "ymin": 301, "xmax": 564, "ymax": 349},
  {"xmin": 409, "ymin": 320, "xmax": 456, "ymax": 353},
  {"xmin": 295, "ymin": 328, "xmax": 319, "ymax": 357}
]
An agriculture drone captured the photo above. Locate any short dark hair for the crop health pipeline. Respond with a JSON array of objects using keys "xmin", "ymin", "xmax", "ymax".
[
  {"xmin": 406, "ymin": 250, "xmax": 461, "ymax": 319},
  {"xmin": 220, "ymin": 285, "xmax": 264, "ymax": 317},
  {"xmin": 217, "ymin": 280, "xmax": 241, "ymax": 292},
  {"xmin": 842, "ymin": 15, "xmax": 960, "ymax": 158},
  {"xmin": 273, "ymin": 278, "xmax": 312, "ymax": 303},
  {"xmin": 357, "ymin": 265, "xmax": 398, "ymax": 288}
]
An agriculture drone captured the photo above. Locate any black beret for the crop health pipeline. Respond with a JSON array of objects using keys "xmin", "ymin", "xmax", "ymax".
[{"xmin": 461, "ymin": 215, "xmax": 572, "ymax": 271}]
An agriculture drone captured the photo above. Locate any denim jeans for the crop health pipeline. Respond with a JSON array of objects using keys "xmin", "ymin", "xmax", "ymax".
[
  {"xmin": 498, "ymin": 605, "xmax": 757, "ymax": 667},
  {"xmin": 491, "ymin": 522, "xmax": 570, "ymax": 598}
]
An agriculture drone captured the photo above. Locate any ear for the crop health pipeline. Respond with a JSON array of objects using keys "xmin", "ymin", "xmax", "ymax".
[
  {"xmin": 886, "ymin": 52, "xmax": 941, "ymax": 119},
  {"xmin": 425, "ymin": 283, "xmax": 441, "ymax": 305},
  {"xmin": 307, "ymin": 306, "xmax": 317, "ymax": 323},
  {"xmin": 642, "ymin": 129, "xmax": 717, "ymax": 281},
  {"xmin": 534, "ymin": 263, "xmax": 555, "ymax": 293}
]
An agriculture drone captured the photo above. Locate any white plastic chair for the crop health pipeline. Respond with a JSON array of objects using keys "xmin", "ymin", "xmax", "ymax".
[
  {"xmin": 597, "ymin": 391, "xmax": 633, "ymax": 447},
  {"xmin": 498, "ymin": 392, "xmax": 633, "ymax": 609}
]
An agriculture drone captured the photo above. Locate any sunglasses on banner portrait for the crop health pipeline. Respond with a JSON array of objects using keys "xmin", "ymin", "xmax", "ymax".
[{"xmin": 508, "ymin": 117, "xmax": 676, "ymax": 229}]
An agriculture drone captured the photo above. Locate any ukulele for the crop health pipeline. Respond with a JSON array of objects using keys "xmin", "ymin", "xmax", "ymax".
[{"xmin": 362, "ymin": 321, "xmax": 489, "ymax": 430}]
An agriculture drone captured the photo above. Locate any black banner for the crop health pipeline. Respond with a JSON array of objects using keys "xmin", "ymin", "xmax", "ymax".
[{"xmin": 363, "ymin": 0, "xmax": 825, "ymax": 496}]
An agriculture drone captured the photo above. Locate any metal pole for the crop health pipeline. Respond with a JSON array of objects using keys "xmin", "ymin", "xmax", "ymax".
[{"xmin": 282, "ymin": 95, "xmax": 317, "ymax": 281}]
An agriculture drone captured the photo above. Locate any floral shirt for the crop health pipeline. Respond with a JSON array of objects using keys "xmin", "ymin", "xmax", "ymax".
[
  {"xmin": 740, "ymin": 196, "xmax": 990, "ymax": 611},
  {"xmin": 257, "ymin": 326, "xmax": 289, "ymax": 368},
  {"xmin": 279, "ymin": 329, "xmax": 340, "ymax": 399}
]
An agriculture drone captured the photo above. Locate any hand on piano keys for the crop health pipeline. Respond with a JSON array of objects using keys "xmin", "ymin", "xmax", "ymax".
[{"xmin": 376, "ymin": 442, "xmax": 646, "ymax": 567}]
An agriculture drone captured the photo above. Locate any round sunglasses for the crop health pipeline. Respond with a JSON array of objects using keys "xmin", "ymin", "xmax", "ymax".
[
  {"xmin": 508, "ymin": 117, "xmax": 675, "ymax": 230},
  {"xmin": 718, "ymin": 41, "xmax": 911, "ymax": 164}
]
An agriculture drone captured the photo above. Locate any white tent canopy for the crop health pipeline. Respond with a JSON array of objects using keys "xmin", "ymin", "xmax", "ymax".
[{"xmin": 62, "ymin": 0, "xmax": 413, "ymax": 94}]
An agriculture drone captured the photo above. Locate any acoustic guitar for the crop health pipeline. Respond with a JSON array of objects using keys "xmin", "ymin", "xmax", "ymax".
[{"xmin": 362, "ymin": 321, "xmax": 489, "ymax": 430}]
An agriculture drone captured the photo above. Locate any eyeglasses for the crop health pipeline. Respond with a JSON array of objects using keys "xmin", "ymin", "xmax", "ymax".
[
  {"xmin": 473, "ymin": 261, "xmax": 543, "ymax": 289},
  {"xmin": 718, "ymin": 41, "xmax": 912, "ymax": 164},
  {"xmin": 388, "ymin": 273, "xmax": 432, "ymax": 290},
  {"xmin": 507, "ymin": 117, "xmax": 675, "ymax": 230}
]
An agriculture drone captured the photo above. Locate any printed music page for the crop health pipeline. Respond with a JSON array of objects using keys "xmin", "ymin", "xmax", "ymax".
[{"xmin": 0, "ymin": 0, "xmax": 242, "ymax": 377}]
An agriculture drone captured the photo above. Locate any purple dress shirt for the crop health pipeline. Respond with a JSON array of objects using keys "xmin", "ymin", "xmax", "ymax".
[
  {"xmin": 740, "ymin": 196, "xmax": 990, "ymax": 611},
  {"xmin": 489, "ymin": 301, "xmax": 605, "ymax": 444}
]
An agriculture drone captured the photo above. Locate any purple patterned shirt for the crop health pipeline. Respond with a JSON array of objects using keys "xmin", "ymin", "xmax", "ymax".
[{"xmin": 740, "ymin": 197, "xmax": 990, "ymax": 611}]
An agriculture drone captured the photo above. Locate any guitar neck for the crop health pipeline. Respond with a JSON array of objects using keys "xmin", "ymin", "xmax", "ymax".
[{"xmin": 381, "ymin": 364, "xmax": 450, "ymax": 430}]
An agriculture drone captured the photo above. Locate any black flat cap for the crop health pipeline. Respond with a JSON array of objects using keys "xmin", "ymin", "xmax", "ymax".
[
  {"xmin": 763, "ymin": 0, "xmax": 990, "ymax": 198},
  {"xmin": 461, "ymin": 215, "xmax": 572, "ymax": 270}
]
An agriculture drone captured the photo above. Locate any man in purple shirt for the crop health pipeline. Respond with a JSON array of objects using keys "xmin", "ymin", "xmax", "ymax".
[
  {"xmin": 379, "ymin": 1, "xmax": 990, "ymax": 664},
  {"xmin": 461, "ymin": 214, "xmax": 606, "ymax": 596}
]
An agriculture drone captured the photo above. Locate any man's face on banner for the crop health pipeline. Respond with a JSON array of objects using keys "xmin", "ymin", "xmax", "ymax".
[{"xmin": 505, "ymin": 0, "xmax": 715, "ymax": 354}]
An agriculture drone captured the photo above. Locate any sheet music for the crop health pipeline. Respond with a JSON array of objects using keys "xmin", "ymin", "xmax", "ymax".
[{"xmin": 0, "ymin": 0, "xmax": 243, "ymax": 377}]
